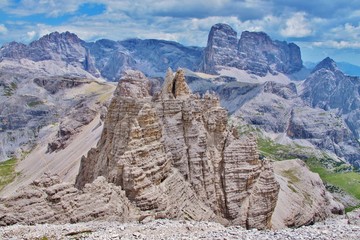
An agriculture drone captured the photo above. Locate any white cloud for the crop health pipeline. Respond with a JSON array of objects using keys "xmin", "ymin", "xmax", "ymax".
[
  {"xmin": 280, "ymin": 12, "xmax": 312, "ymax": 37},
  {"xmin": 0, "ymin": 24, "xmax": 8, "ymax": 34},
  {"xmin": 0, "ymin": 0, "xmax": 10, "ymax": 8},
  {"xmin": 313, "ymin": 40, "xmax": 360, "ymax": 49},
  {"xmin": 330, "ymin": 23, "xmax": 360, "ymax": 41},
  {"xmin": 26, "ymin": 31, "xmax": 36, "ymax": 40},
  {"xmin": 5, "ymin": 0, "xmax": 87, "ymax": 17}
]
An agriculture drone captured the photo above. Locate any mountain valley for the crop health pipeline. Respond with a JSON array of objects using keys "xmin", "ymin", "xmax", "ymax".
[{"xmin": 0, "ymin": 22, "xmax": 359, "ymax": 236}]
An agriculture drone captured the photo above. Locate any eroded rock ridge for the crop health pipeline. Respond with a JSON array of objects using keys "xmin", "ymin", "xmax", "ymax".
[{"xmin": 75, "ymin": 69, "xmax": 280, "ymax": 229}]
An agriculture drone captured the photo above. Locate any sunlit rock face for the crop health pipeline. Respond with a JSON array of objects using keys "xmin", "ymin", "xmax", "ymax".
[{"xmin": 75, "ymin": 69, "xmax": 280, "ymax": 229}]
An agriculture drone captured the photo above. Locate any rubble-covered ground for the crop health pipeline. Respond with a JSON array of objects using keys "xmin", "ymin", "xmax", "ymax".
[{"xmin": 1, "ymin": 216, "xmax": 359, "ymax": 240}]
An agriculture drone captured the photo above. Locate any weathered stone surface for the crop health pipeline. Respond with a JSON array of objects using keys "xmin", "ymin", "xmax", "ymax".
[
  {"xmin": 272, "ymin": 159, "xmax": 344, "ymax": 229},
  {"xmin": 238, "ymin": 31, "xmax": 302, "ymax": 76},
  {"xmin": 200, "ymin": 23, "xmax": 303, "ymax": 76},
  {"xmin": 301, "ymin": 57, "xmax": 360, "ymax": 114},
  {"xmin": 47, "ymin": 102, "xmax": 97, "ymax": 153},
  {"xmin": 299, "ymin": 58, "xmax": 360, "ymax": 167},
  {"xmin": 347, "ymin": 209, "xmax": 360, "ymax": 226},
  {"xmin": 201, "ymin": 23, "xmax": 239, "ymax": 74},
  {"xmin": 117, "ymin": 70, "xmax": 151, "ymax": 98},
  {"xmin": 287, "ymin": 106, "xmax": 360, "ymax": 168},
  {"xmin": 0, "ymin": 174, "xmax": 140, "ymax": 226},
  {"xmin": 75, "ymin": 69, "xmax": 280, "ymax": 229}
]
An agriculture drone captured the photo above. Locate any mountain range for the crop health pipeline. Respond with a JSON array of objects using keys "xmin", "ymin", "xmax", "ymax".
[
  {"xmin": 0, "ymin": 23, "xmax": 360, "ymax": 231},
  {"xmin": 1, "ymin": 23, "xmax": 359, "ymax": 168}
]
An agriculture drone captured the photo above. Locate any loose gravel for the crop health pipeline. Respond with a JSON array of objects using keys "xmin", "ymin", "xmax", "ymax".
[{"xmin": 1, "ymin": 217, "xmax": 359, "ymax": 240}]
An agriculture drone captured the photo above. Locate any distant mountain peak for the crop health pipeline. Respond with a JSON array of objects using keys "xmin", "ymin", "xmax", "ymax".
[
  {"xmin": 210, "ymin": 23, "xmax": 237, "ymax": 32},
  {"xmin": 201, "ymin": 23, "xmax": 303, "ymax": 76},
  {"xmin": 31, "ymin": 31, "xmax": 83, "ymax": 47},
  {"xmin": 312, "ymin": 57, "xmax": 338, "ymax": 73},
  {"xmin": 206, "ymin": 23, "xmax": 238, "ymax": 48},
  {"xmin": 240, "ymin": 30, "xmax": 272, "ymax": 43}
]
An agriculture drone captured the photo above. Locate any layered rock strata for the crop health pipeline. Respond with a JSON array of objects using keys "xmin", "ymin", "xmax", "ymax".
[
  {"xmin": 0, "ymin": 174, "xmax": 140, "ymax": 226},
  {"xmin": 75, "ymin": 69, "xmax": 280, "ymax": 229}
]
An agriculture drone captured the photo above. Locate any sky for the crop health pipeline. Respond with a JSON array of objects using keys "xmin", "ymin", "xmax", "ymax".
[{"xmin": 0, "ymin": 0, "xmax": 360, "ymax": 65}]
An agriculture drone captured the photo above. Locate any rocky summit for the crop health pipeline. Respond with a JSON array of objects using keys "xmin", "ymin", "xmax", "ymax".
[
  {"xmin": 75, "ymin": 69, "xmax": 280, "ymax": 229},
  {"xmin": 201, "ymin": 23, "xmax": 303, "ymax": 76}
]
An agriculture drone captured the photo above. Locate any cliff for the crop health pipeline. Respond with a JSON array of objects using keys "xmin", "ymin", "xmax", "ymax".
[
  {"xmin": 201, "ymin": 23, "xmax": 303, "ymax": 76},
  {"xmin": 75, "ymin": 69, "xmax": 280, "ymax": 229}
]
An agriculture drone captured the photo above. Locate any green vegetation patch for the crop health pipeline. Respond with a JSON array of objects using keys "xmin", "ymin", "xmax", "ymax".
[
  {"xmin": 282, "ymin": 169, "xmax": 300, "ymax": 183},
  {"xmin": 257, "ymin": 137, "xmax": 303, "ymax": 161},
  {"xmin": 287, "ymin": 184, "xmax": 298, "ymax": 193},
  {"xmin": 256, "ymin": 135, "xmax": 360, "ymax": 211},
  {"xmin": 0, "ymin": 157, "xmax": 18, "ymax": 191},
  {"xmin": 3, "ymin": 82, "xmax": 18, "ymax": 96},
  {"xmin": 27, "ymin": 100, "xmax": 44, "ymax": 107},
  {"xmin": 306, "ymin": 157, "xmax": 360, "ymax": 200}
]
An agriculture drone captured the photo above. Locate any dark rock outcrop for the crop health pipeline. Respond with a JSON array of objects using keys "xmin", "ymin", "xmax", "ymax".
[
  {"xmin": 301, "ymin": 57, "xmax": 360, "ymax": 114},
  {"xmin": 238, "ymin": 31, "xmax": 303, "ymax": 76},
  {"xmin": 201, "ymin": 23, "xmax": 303, "ymax": 76},
  {"xmin": 201, "ymin": 23, "xmax": 239, "ymax": 73}
]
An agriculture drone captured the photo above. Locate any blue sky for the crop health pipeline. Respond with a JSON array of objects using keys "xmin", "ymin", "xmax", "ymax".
[{"xmin": 0, "ymin": 0, "xmax": 360, "ymax": 65}]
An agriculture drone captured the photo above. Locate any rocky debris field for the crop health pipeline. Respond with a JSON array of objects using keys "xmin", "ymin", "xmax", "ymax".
[{"xmin": 1, "ymin": 216, "xmax": 359, "ymax": 240}]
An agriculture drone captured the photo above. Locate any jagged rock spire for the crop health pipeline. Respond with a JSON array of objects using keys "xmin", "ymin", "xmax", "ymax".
[
  {"xmin": 311, "ymin": 57, "xmax": 338, "ymax": 73},
  {"xmin": 160, "ymin": 68, "xmax": 190, "ymax": 99},
  {"xmin": 173, "ymin": 69, "xmax": 190, "ymax": 99},
  {"xmin": 161, "ymin": 68, "xmax": 174, "ymax": 99}
]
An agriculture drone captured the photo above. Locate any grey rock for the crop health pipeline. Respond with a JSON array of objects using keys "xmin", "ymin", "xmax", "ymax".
[
  {"xmin": 301, "ymin": 57, "xmax": 360, "ymax": 114},
  {"xmin": 200, "ymin": 23, "xmax": 303, "ymax": 76},
  {"xmin": 201, "ymin": 23, "xmax": 239, "ymax": 74},
  {"xmin": 299, "ymin": 57, "xmax": 360, "ymax": 167},
  {"xmin": 1, "ymin": 217, "xmax": 360, "ymax": 240},
  {"xmin": 347, "ymin": 209, "xmax": 360, "ymax": 225},
  {"xmin": 75, "ymin": 69, "xmax": 280, "ymax": 230}
]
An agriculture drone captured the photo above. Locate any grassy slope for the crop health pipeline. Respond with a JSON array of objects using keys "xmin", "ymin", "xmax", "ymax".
[
  {"xmin": 0, "ymin": 158, "xmax": 18, "ymax": 191},
  {"xmin": 306, "ymin": 157, "xmax": 360, "ymax": 211},
  {"xmin": 258, "ymin": 136, "xmax": 360, "ymax": 211}
]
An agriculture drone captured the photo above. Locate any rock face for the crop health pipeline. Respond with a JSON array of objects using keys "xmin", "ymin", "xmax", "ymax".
[
  {"xmin": 0, "ymin": 174, "xmax": 140, "ymax": 226},
  {"xmin": 0, "ymin": 69, "xmax": 344, "ymax": 230},
  {"xmin": 0, "ymin": 32, "xmax": 203, "ymax": 82},
  {"xmin": 75, "ymin": 69, "xmax": 280, "ymax": 229},
  {"xmin": 272, "ymin": 159, "xmax": 344, "ymax": 229},
  {"xmin": 0, "ymin": 70, "xmax": 107, "ymax": 161},
  {"xmin": 0, "ymin": 32, "xmax": 99, "ymax": 77},
  {"xmin": 191, "ymin": 56, "xmax": 358, "ymax": 168},
  {"xmin": 286, "ymin": 106, "xmax": 360, "ymax": 168},
  {"xmin": 238, "ymin": 31, "xmax": 302, "ymax": 76},
  {"xmin": 300, "ymin": 58, "xmax": 360, "ymax": 167},
  {"xmin": 201, "ymin": 23, "xmax": 239, "ymax": 73},
  {"xmin": 301, "ymin": 57, "xmax": 360, "ymax": 114},
  {"xmin": 47, "ymin": 101, "xmax": 97, "ymax": 153},
  {"xmin": 201, "ymin": 23, "xmax": 303, "ymax": 76}
]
